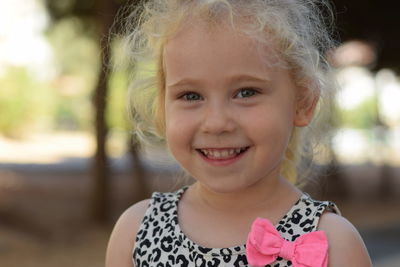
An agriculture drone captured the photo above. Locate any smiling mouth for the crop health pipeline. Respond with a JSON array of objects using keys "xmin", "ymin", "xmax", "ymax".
[{"xmin": 196, "ymin": 147, "xmax": 249, "ymax": 160}]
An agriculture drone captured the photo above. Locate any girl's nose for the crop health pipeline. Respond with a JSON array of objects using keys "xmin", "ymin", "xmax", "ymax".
[{"xmin": 200, "ymin": 103, "xmax": 235, "ymax": 135}]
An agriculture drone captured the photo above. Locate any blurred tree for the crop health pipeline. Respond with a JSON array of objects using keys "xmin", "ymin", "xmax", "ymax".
[
  {"xmin": 331, "ymin": 0, "xmax": 400, "ymax": 198},
  {"xmin": 92, "ymin": 0, "xmax": 119, "ymax": 224},
  {"xmin": 332, "ymin": 0, "xmax": 400, "ymax": 72},
  {"xmin": 0, "ymin": 67, "xmax": 55, "ymax": 137},
  {"xmin": 44, "ymin": 0, "xmax": 148, "ymax": 223},
  {"xmin": 47, "ymin": 17, "xmax": 99, "ymax": 131}
]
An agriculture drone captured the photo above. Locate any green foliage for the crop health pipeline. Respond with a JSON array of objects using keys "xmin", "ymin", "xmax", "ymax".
[
  {"xmin": 53, "ymin": 94, "xmax": 92, "ymax": 131},
  {"xmin": 338, "ymin": 98, "xmax": 378, "ymax": 129},
  {"xmin": 47, "ymin": 17, "xmax": 100, "ymax": 79},
  {"xmin": 107, "ymin": 69, "xmax": 130, "ymax": 131},
  {"xmin": 0, "ymin": 67, "xmax": 56, "ymax": 137},
  {"xmin": 0, "ymin": 17, "xmax": 139, "ymax": 137},
  {"xmin": 46, "ymin": 17, "xmax": 100, "ymax": 131},
  {"xmin": 45, "ymin": 0, "xmax": 97, "ymax": 20},
  {"xmin": 0, "ymin": 17, "xmax": 100, "ymax": 136}
]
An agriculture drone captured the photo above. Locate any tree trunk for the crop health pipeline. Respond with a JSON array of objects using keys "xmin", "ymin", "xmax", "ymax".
[
  {"xmin": 92, "ymin": 0, "xmax": 118, "ymax": 223},
  {"xmin": 129, "ymin": 137, "xmax": 149, "ymax": 203}
]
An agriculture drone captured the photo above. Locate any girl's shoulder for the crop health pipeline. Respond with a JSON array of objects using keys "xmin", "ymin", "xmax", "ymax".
[
  {"xmin": 106, "ymin": 198, "xmax": 151, "ymax": 267},
  {"xmin": 114, "ymin": 198, "xmax": 152, "ymax": 236},
  {"xmin": 106, "ymin": 188, "xmax": 184, "ymax": 267},
  {"xmin": 317, "ymin": 207, "xmax": 372, "ymax": 266},
  {"xmin": 292, "ymin": 194, "xmax": 372, "ymax": 266}
]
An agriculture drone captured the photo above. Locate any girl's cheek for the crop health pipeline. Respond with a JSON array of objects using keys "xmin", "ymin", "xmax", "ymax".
[{"xmin": 166, "ymin": 109, "xmax": 191, "ymax": 132}]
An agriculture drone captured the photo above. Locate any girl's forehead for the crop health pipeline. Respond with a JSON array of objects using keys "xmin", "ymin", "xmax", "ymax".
[
  {"xmin": 166, "ymin": 21, "xmax": 253, "ymax": 51},
  {"xmin": 167, "ymin": 16, "xmax": 261, "ymax": 46},
  {"xmin": 164, "ymin": 19, "xmax": 283, "ymax": 70},
  {"xmin": 163, "ymin": 21, "xmax": 288, "ymax": 86}
]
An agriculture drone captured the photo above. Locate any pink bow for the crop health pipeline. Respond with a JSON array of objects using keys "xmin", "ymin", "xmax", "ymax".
[{"xmin": 246, "ymin": 218, "xmax": 328, "ymax": 267}]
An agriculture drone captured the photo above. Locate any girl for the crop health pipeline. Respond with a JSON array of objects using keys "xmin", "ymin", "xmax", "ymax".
[{"xmin": 106, "ymin": 0, "xmax": 372, "ymax": 266}]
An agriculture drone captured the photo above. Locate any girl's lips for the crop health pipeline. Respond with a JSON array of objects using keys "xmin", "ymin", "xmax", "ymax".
[{"xmin": 196, "ymin": 147, "xmax": 249, "ymax": 166}]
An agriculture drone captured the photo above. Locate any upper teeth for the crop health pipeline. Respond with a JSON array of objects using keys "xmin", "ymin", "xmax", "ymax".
[{"xmin": 200, "ymin": 148, "xmax": 245, "ymax": 159}]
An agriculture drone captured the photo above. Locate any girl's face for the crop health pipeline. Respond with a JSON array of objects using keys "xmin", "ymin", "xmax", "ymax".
[{"xmin": 164, "ymin": 21, "xmax": 312, "ymax": 193}]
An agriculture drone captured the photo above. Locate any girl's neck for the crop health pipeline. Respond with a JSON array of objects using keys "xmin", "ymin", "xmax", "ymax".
[
  {"xmin": 189, "ymin": 176, "xmax": 301, "ymax": 215},
  {"xmin": 178, "ymin": 176, "xmax": 303, "ymax": 247}
]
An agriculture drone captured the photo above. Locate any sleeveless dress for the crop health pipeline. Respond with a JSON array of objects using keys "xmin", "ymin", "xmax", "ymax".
[{"xmin": 133, "ymin": 187, "xmax": 340, "ymax": 267}]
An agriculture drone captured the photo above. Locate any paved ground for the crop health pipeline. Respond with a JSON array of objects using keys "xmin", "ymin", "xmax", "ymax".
[{"xmin": 362, "ymin": 223, "xmax": 400, "ymax": 266}]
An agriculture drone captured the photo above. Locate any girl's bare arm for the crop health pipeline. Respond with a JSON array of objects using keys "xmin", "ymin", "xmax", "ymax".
[
  {"xmin": 105, "ymin": 199, "xmax": 150, "ymax": 267},
  {"xmin": 318, "ymin": 212, "xmax": 372, "ymax": 267}
]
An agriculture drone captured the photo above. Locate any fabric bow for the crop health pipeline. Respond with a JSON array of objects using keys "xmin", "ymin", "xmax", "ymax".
[{"xmin": 246, "ymin": 218, "xmax": 328, "ymax": 267}]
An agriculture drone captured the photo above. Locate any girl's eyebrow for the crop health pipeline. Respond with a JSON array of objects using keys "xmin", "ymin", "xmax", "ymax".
[
  {"xmin": 166, "ymin": 78, "xmax": 200, "ymax": 88},
  {"xmin": 167, "ymin": 74, "xmax": 271, "ymax": 88},
  {"xmin": 229, "ymin": 74, "xmax": 271, "ymax": 84}
]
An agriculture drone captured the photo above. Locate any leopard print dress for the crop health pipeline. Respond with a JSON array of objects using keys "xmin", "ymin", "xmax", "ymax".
[{"xmin": 133, "ymin": 187, "xmax": 339, "ymax": 267}]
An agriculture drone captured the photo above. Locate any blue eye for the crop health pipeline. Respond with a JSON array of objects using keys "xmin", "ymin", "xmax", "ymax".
[
  {"xmin": 236, "ymin": 88, "xmax": 258, "ymax": 98},
  {"xmin": 181, "ymin": 92, "xmax": 202, "ymax": 101}
]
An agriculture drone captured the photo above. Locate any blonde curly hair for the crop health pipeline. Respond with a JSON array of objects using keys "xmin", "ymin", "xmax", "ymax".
[{"xmin": 118, "ymin": 0, "xmax": 338, "ymax": 184}]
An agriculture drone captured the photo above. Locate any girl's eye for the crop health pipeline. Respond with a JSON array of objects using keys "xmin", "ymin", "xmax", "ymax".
[
  {"xmin": 235, "ymin": 88, "xmax": 258, "ymax": 98},
  {"xmin": 181, "ymin": 92, "xmax": 202, "ymax": 101}
]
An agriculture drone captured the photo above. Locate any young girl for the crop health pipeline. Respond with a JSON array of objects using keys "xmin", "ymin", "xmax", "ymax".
[{"xmin": 106, "ymin": 0, "xmax": 372, "ymax": 266}]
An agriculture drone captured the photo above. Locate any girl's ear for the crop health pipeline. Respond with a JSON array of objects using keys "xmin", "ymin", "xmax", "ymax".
[{"xmin": 294, "ymin": 88, "xmax": 319, "ymax": 127}]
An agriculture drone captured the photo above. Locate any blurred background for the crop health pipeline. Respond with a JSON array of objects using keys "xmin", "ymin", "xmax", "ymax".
[{"xmin": 0, "ymin": 0, "xmax": 399, "ymax": 266}]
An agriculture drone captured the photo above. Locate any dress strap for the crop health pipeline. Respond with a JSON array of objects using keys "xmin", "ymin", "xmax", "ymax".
[{"xmin": 276, "ymin": 194, "xmax": 340, "ymax": 241}]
